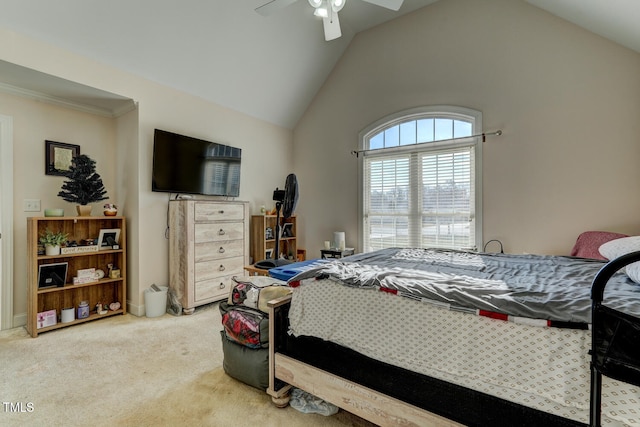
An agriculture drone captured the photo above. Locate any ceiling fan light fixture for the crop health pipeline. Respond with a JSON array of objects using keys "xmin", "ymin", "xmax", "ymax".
[
  {"xmin": 308, "ymin": 0, "xmax": 323, "ymax": 8},
  {"xmin": 331, "ymin": 0, "xmax": 346, "ymax": 12},
  {"xmin": 313, "ymin": 5, "xmax": 329, "ymax": 18}
]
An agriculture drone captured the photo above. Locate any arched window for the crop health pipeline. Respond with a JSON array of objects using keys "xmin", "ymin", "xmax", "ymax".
[{"xmin": 358, "ymin": 106, "xmax": 482, "ymax": 252}]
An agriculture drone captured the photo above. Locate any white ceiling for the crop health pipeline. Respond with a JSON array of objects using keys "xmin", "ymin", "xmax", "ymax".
[
  {"xmin": 526, "ymin": 0, "xmax": 640, "ymax": 55},
  {"xmin": 0, "ymin": 0, "xmax": 639, "ymax": 128}
]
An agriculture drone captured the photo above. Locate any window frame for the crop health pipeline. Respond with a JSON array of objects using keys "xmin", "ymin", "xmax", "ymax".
[{"xmin": 357, "ymin": 105, "xmax": 483, "ymax": 252}]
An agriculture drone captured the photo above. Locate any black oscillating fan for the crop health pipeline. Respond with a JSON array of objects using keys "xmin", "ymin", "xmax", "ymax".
[{"xmin": 255, "ymin": 174, "xmax": 299, "ymax": 270}]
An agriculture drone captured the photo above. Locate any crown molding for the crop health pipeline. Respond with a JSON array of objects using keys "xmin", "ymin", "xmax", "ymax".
[{"xmin": 0, "ymin": 81, "xmax": 136, "ymax": 118}]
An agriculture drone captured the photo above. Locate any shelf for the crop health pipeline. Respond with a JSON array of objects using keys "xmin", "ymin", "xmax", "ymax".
[
  {"xmin": 36, "ymin": 248, "xmax": 124, "ymax": 260},
  {"xmin": 29, "ymin": 215, "xmax": 125, "ymax": 222},
  {"xmin": 35, "ymin": 309, "xmax": 125, "ymax": 334},
  {"xmin": 37, "ymin": 278, "xmax": 124, "ymax": 294}
]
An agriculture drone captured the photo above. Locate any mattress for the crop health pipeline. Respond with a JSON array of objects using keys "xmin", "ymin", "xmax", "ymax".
[
  {"xmin": 291, "ymin": 248, "xmax": 640, "ymax": 324},
  {"xmin": 288, "ymin": 277, "xmax": 640, "ymax": 426}
]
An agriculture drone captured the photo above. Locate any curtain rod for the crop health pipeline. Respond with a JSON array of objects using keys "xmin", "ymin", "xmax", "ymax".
[{"xmin": 350, "ymin": 129, "xmax": 503, "ymax": 157}]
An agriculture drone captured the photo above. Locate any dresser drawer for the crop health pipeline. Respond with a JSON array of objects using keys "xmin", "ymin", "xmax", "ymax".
[
  {"xmin": 194, "ymin": 256, "xmax": 244, "ymax": 282},
  {"xmin": 195, "ymin": 239, "xmax": 244, "ymax": 263},
  {"xmin": 195, "ymin": 222, "xmax": 245, "ymax": 243},
  {"xmin": 194, "ymin": 273, "xmax": 237, "ymax": 302},
  {"xmin": 194, "ymin": 202, "xmax": 245, "ymax": 222},
  {"xmin": 194, "ymin": 257, "xmax": 244, "ymax": 302}
]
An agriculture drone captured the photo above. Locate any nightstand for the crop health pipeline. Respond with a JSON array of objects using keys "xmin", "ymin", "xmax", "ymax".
[
  {"xmin": 320, "ymin": 248, "xmax": 355, "ymax": 259},
  {"xmin": 244, "ymin": 265, "xmax": 270, "ymax": 276}
]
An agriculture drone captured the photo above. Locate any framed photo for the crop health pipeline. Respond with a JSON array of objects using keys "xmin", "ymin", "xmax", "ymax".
[
  {"xmin": 265, "ymin": 227, "xmax": 274, "ymax": 240},
  {"xmin": 280, "ymin": 223, "xmax": 294, "ymax": 238},
  {"xmin": 265, "ymin": 248, "xmax": 274, "ymax": 259},
  {"xmin": 45, "ymin": 140, "xmax": 80, "ymax": 176},
  {"xmin": 97, "ymin": 229, "xmax": 121, "ymax": 250},
  {"xmin": 38, "ymin": 262, "xmax": 68, "ymax": 288}
]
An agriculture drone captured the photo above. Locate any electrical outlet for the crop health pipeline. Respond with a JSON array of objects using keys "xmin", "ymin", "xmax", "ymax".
[{"xmin": 23, "ymin": 199, "xmax": 41, "ymax": 212}]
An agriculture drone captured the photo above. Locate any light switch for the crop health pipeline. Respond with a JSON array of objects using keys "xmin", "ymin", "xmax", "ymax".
[{"xmin": 23, "ymin": 199, "xmax": 41, "ymax": 212}]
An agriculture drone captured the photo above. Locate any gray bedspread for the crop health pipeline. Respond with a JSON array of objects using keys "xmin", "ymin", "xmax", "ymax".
[{"xmin": 291, "ymin": 248, "xmax": 640, "ymax": 324}]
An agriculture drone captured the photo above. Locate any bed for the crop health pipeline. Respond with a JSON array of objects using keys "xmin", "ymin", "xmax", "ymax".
[{"xmin": 266, "ymin": 247, "xmax": 640, "ymax": 427}]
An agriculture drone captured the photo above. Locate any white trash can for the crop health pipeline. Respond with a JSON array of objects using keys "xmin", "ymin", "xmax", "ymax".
[{"xmin": 145, "ymin": 286, "xmax": 168, "ymax": 318}]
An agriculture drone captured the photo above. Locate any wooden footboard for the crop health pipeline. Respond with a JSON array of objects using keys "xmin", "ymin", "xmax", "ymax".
[
  {"xmin": 267, "ymin": 295, "xmax": 293, "ymax": 407},
  {"xmin": 266, "ymin": 295, "xmax": 462, "ymax": 427},
  {"xmin": 275, "ymin": 353, "xmax": 462, "ymax": 427}
]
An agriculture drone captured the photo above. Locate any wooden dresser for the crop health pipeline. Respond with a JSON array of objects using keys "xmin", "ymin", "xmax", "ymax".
[{"xmin": 169, "ymin": 200, "xmax": 249, "ymax": 312}]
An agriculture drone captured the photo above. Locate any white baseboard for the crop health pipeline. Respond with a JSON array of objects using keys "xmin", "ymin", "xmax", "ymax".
[
  {"xmin": 12, "ymin": 312, "xmax": 26, "ymax": 328},
  {"xmin": 127, "ymin": 300, "xmax": 144, "ymax": 317}
]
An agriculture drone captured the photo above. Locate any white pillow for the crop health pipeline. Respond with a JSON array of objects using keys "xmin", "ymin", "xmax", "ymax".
[
  {"xmin": 627, "ymin": 263, "xmax": 640, "ymax": 285},
  {"xmin": 599, "ymin": 236, "xmax": 640, "ymax": 284}
]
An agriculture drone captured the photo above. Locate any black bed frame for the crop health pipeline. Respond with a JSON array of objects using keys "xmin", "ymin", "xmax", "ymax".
[
  {"xmin": 590, "ymin": 250, "xmax": 640, "ymax": 427},
  {"xmin": 266, "ymin": 252, "xmax": 640, "ymax": 427}
]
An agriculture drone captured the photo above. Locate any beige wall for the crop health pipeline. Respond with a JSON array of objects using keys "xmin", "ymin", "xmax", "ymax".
[
  {"xmin": 1, "ymin": 92, "xmax": 119, "ymax": 320},
  {"xmin": 294, "ymin": 0, "xmax": 640, "ymax": 256},
  {"xmin": 0, "ymin": 28, "xmax": 293, "ymax": 324}
]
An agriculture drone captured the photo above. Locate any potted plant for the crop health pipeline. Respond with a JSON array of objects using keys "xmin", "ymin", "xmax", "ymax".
[
  {"xmin": 39, "ymin": 229, "xmax": 69, "ymax": 256},
  {"xmin": 57, "ymin": 154, "xmax": 108, "ymax": 216}
]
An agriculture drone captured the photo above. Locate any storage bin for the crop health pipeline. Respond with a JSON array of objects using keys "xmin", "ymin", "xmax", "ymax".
[{"xmin": 220, "ymin": 331, "xmax": 269, "ymax": 390}]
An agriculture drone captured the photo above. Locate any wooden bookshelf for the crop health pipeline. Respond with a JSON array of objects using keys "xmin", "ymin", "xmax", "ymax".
[
  {"xmin": 26, "ymin": 216, "xmax": 127, "ymax": 337},
  {"xmin": 250, "ymin": 215, "xmax": 297, "ymax": 264}
]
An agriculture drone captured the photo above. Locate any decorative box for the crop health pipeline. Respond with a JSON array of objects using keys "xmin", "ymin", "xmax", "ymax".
[
  {"xmin": 36, "ymin": 309, "xmax": 57, "ymax": 329},
  {"xmin": 76, "ymin": 268, "xmax": 96, "ymax": 279}
]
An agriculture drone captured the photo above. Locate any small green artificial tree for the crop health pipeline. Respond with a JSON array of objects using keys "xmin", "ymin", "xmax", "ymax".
[{"xmin": 57, "ymin": 154, "xmax": 108, "ymax": 205}]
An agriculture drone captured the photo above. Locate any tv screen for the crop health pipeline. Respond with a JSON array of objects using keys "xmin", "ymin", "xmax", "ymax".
[{"xmin": 152, "ymin": 129, "xmax": 241, "ymax": 197}]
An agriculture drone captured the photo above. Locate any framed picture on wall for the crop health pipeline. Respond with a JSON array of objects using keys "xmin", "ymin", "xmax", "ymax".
[{"xmin": 45, "ymin": 140, "xmax": 80, "ymax": 176}]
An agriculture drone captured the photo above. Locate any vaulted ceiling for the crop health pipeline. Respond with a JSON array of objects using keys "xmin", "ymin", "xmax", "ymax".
[{"xmin": 1, "ymin": 0, "xmax": 639, "ymax": 129}]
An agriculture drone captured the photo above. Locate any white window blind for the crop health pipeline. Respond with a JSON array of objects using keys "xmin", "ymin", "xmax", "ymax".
[
  {"xmin": 421, "ymin": 146, "xmax": 475, "ymax": 249},
  {"xmin": 360, "ymin": 107, "xmax": 481, "ymax": 252},
  {"xmin": 364, "ymin": 154, "xmax": 412, "ymax": 250},
  {"xmin": 363, "ymin": 146, "xmax": 475, "ymax": 251}
]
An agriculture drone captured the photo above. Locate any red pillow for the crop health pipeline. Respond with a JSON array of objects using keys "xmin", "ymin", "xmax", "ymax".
[{"xmin": 570, "ymin": 231, "xmax": 629, "ymax": 260}]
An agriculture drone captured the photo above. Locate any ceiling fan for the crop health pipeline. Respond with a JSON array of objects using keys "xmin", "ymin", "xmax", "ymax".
[{"xmin": 255, "ymin": 0, "xmax": 405, "ymax": 41}]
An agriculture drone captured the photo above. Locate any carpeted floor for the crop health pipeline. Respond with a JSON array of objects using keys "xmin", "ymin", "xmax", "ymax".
[{"xmin": 0, "ymin": 303, "xmax": 375, "ymax": 427}]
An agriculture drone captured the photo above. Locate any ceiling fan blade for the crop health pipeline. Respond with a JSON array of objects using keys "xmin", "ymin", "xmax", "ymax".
[
  {"xmin": 322, "ymin": 12, "xmax": 342, "ymax": 41},
  {"xmin": 362, "ymin": 0, "xmax": 404, "ymax": 11},
  {"xmin": 255, "ymin": 0, "xmax": 299, "ymax": 16}
]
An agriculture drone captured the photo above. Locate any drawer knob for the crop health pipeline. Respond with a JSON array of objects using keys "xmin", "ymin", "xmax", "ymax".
[
  {"xmin": 219, "ymin": 265, "xmax": 225, "ymax": 271},
  {"xmin": 218, "ymin": 247, "xmax": 225, "ymax": 253},
  {"xmin": 219, "ymin": 282, "xmax": 225, "ymax": 289},
  {"xmin": 218, "ymin": 229, "xmax": 226, "ymax": 235},
  {"xmin": 218, "ymin": 210, "xmax": 224, "ymax": 214}
]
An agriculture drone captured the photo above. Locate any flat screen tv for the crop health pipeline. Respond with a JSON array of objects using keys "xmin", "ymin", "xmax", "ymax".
[{"xmin": 152, "ymin": 129, "xmax": 241, "ymax": 197}]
